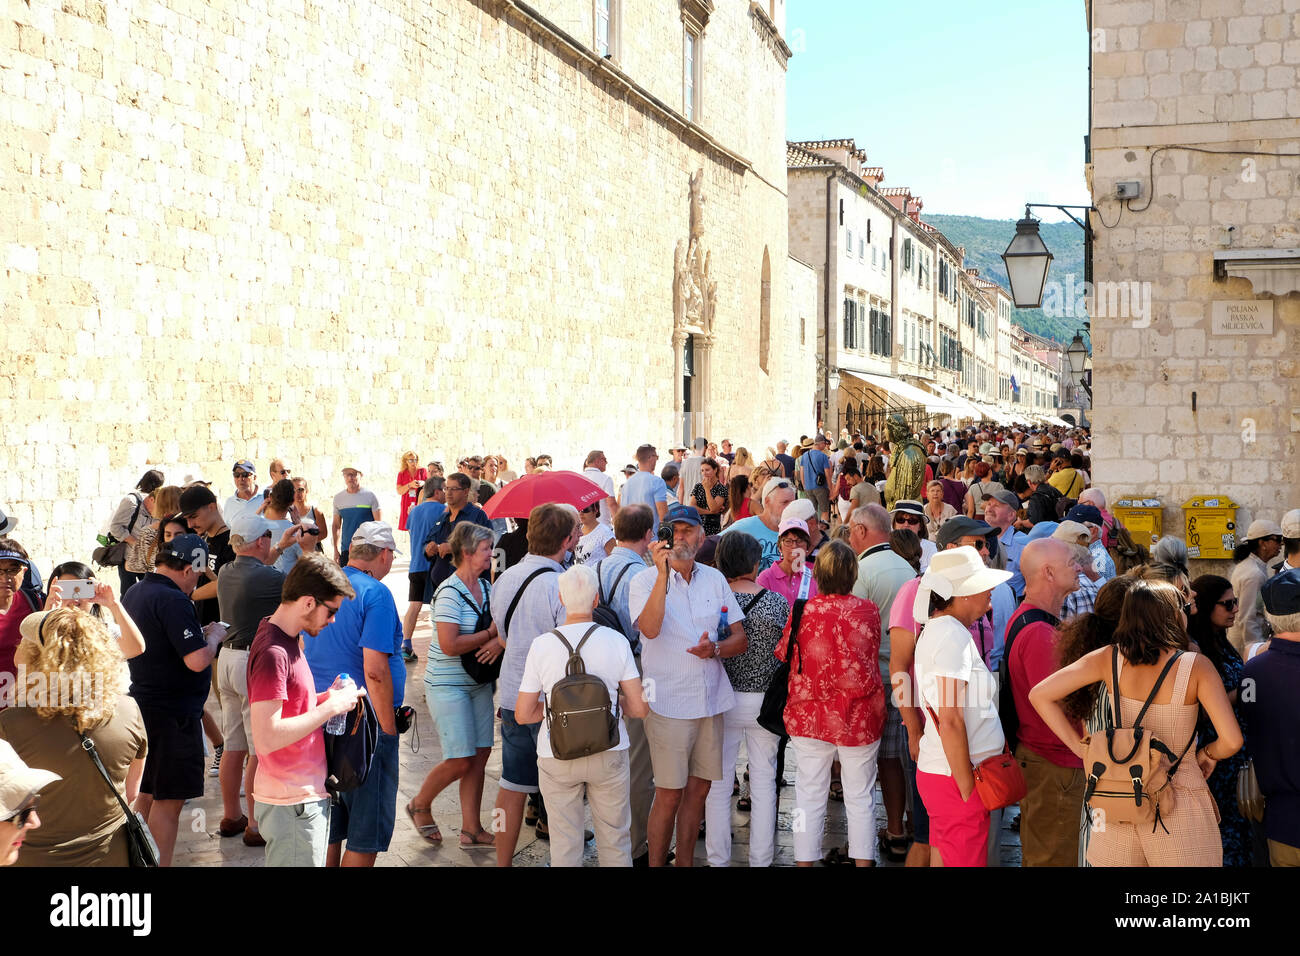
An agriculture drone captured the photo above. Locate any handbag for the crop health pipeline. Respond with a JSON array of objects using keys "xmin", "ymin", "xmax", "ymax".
[
  {"xmin": 79, "ymin": 731, "xmax": 159, "ymax": 867},
  {"xmin": 757, "ymin": 571, "xmax": 813, "ymax": 738},
  {"xmin": 93, "ymin": 494, "xmax": 144, "ymax": 568},
  {"xmin": 450, "ymin": 578, "xmax": 501, "ymax": 684},
  {"xmin": 1237, "ymin": 759, "xmax": 1266, "ymax": 823}
]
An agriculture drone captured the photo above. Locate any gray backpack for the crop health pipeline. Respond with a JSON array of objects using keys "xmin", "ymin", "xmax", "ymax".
[{"xmin": 544, "ymin": 625, "xmax": 621, "ymax": 761}]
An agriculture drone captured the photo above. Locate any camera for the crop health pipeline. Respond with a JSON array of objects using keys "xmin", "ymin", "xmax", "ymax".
[{"xmin": 658, "ymin": 523, "xmax": 674, "ymax": 545}]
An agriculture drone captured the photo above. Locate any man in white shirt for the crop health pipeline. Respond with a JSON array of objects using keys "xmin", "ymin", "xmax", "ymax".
[
  {"xmin": 677, "ymin": 437, "xmax": 708, "ymax": 505},
  {"xmin": 628, "ymin": 504, "xmax": 747, "ymax": 867},
  {"xmin": 582, "ymin": 450, "xmax": 618, "ymax": 527},
  {"xmin": 224, "ymin": 459, "xmax": 263, "ymax": 526},
  {"xmin": 515, "ymin": 564, "xmax": 648, "ymax": 867}
]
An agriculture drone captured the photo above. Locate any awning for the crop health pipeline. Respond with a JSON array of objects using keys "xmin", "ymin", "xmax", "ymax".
[
  {"xmin": 915, "ymin": 381, "xmax": 987, "ymax": 421},
  {"xmin": 853, "ymin": 372, "xmax": 970, "ymax": 418},
  {"xmin": 974, "ymin": 401, "xmax": 1016, "ymax": 425}
]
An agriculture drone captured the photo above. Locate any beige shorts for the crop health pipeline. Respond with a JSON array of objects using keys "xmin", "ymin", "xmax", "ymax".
[
  {"xmin": 643, "ymin": 710, "xmax": 723, "ymax": 789},
  {"xmin": 216, "ymin": 647, "xmax": 255, "ymax": 755}
]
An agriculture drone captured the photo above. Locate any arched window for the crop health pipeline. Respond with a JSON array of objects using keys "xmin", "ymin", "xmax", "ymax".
[{"xmin": 759, "ymin": 247, "xmax": 772, "ymax": 373}]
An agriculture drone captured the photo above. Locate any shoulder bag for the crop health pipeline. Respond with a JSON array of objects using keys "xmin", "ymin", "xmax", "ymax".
[
  {"xmin": 79, "ymin": 731, "xmax": 159, "ymax": 867},
  {"xmin": 449, "ymin": 578, "xmax": 500, "ymax": 684},
  {"xmin": 92, "ymin": 493, "xmax": 144, "ymax": 568},
  {"xmin": 757, "ymin": 571, "xmax": 812, "ymax": 737},
  {"xmin": 922, "ymin": 702, "xmax": 1026, "ymax": 812}
]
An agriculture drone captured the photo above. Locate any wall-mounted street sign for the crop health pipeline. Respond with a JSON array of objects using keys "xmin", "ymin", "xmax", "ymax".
[{"xmin": 1211, "ymin": 300, "xmax": 1274, "ymax": 335}]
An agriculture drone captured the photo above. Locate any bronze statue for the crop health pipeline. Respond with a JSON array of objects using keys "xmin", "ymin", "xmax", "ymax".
[{"xmin": 884, "ymin": 414, "xmax": 926, "ymax": 508}]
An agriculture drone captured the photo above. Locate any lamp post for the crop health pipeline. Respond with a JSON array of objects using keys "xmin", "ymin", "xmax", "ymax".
[
  {"xmin": 827, "ymin": 366, "xmax": 841, "ymax": 435},
  {"xmin": 1001, "ymin": 204, "xmax": 1094, "ymax": 308}
]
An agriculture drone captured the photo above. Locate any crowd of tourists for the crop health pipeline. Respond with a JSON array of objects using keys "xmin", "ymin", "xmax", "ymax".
[{"xmin": 1, "ymin": 423, "xmax": 1298, "ymax": 870}]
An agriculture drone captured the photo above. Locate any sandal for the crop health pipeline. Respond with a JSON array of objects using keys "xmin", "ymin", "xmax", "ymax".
[
  {"xmin": 822, "ymin": 844, "xmax": 854, "ymax": 867},
  {"xmin": 736, "ymin": 795, "xmax": 752, "ymax": 812},
  {"xmin": 877, "ymin": 828, "xmax": 910, "ymax": 863},
  {"xmin": 828, "ymin": 780, "xmax": 844, "ymax": 802},
  {"xmin": 524, "ymin": 801, "xmax": 539, "ymax": 827},
  {"xmin": 405, "ymin": 803, "xmax": 442, "ymax": 844},
  {"xmin": 459, "ymin": 828, "xmax": 496, "ymax": 850}
]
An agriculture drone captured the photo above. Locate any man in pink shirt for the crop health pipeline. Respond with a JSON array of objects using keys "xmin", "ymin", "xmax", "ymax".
[
  {"xmin": 1005, "ymin": 538, "xmax": 1081, "ymax": 867},
  {"xmin": 248, "ymin": 553, "xmax": 363, "ymax": 867}
]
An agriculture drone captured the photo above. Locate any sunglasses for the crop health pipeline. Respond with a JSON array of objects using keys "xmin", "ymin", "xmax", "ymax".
[
  {"xmin": 319, "ymin": 600, "xmax": 341, "ymax": 620},
  {"xmin": 233, "ymin": 471, "xmax": 252, "ymax": 479},
  {"xmin": 7, "ymin": 795, "xmax": 39, "ymax": 827},
  {"xmin": 1216, "ymin": 598, "xmax": 1239, "ymax": 612},
  {"xmin": 1182, "ymin": 601, "xmax": 1194, "ymax": 616},
  {"xmin": 894, "ymin": 516, "xmax": 922, "ymax": 526}
]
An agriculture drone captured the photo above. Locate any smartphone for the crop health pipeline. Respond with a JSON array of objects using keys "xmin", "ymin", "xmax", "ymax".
[{"xmin": 60, "ymin": 579, "xmax": 96, "ymax": 600}]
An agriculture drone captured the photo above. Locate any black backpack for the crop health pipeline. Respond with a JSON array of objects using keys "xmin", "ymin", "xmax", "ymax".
[
  {"xmin": 592, "ymin": 562, "xmax": 635, "ymax": 641},
  {"xmin": 544, "ymin": 625, "xmax": 621, "ymax": 760},
  {"xmin": 324, "ymin": 693, "xmax": 379, "ymax": 796},
  {"xmin": 996, "ymin": 607, "xmax": 1060, "ymax": 752}
]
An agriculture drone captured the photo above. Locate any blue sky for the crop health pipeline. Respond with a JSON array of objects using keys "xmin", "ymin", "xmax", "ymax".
[{"xmin": 785, "ymin": 0, "xmax": 1092, "ymax": 222}]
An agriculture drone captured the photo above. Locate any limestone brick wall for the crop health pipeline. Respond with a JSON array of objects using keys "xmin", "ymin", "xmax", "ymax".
[
  {"xmin": 0, "ymin": 0, "xmax": 812, "ymax": 569},
  {"xmin": 1090, "ymin": 0, "xmax": 1300, "ymax": 559}
]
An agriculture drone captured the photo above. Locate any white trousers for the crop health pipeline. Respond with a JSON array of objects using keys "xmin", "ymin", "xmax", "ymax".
[
  {"xmin": 791, "ymin": 736, "xmax": 881, "ymax": 863},
  {"xmin": 537, "ymin": 750, "xmax": 632, "ymax": 867},
  {"xmin": 704, "ymin": 692, "xmax": 781, "ymax": 866}
]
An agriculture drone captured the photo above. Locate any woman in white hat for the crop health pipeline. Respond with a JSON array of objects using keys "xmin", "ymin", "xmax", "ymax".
[
  {"xmin": 0, "ymin": 739, "xmax": 59, "ymax": 866},
  {"xmin": 1226, "ymin": 519, "xmax": 1283, "ymax": 656},
  {"xmin": 911, "ymin": 547, "xmax": 1012, "ymax": 867}
]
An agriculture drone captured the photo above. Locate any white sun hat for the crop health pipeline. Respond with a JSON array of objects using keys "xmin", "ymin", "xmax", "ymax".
[{"xmin": 913, "ymin": 546, "xmax": 1013, "ymax": 621}]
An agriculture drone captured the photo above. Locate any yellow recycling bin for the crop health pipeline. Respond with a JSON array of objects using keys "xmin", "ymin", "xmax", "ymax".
[
  {"xmin": 1112, "ymin": 497, "xmax": 1163, "ymax": 547},
  {"xmin": 1182, "ymin": 495, "xmax": 1239, "ymax": 561}
]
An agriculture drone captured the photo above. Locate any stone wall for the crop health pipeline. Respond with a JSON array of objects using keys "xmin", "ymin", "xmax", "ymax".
[
  {"xmin": 1090, "ymin": 0, "xmax": 1300, "ymax": 560},
  {"xmin": 1, "ymin": 0, "xmax": 814, "ymax": 568}
]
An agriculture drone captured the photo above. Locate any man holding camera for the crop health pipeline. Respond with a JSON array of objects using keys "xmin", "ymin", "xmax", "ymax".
[{"xmin": 303, "ymin": 522, "xmax": 403, "ymax": 867}]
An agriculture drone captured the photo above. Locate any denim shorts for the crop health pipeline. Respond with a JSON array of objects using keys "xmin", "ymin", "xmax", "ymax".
[
  {"xmin": 498, "ymin": 707, "xmax": 541, "ymax": 794},
  {"xmin": 425, "ymin": 681, "xmax": 495, "ymax": 760},
  {"xmin": 327, "ymin": 731, "xmax": 399, "ymax": 853}
]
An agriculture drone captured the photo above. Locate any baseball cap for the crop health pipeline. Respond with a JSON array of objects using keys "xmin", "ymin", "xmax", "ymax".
[
  {"xmin": 229, "ymin": 512, "xmax": 273, "ymax": 544},
  {"xmin": 351, "ymin": 520, "xmax": 401, "ymax": 553},
  {"xmin": 157, "ymin": 533, "xmax": 208, "ymax": 566},
  {"xmin": 1262, "ymin": 567, "xmax": 1300, "ymax": 616},
  {"xmin": 178, "ymin": 485, "xmax": 217, "ymax": 515},
  {"xmin": 781, "ymin": 499, "xmax": 817, "ymax": 526},
  {"xmin": 664, "ymin": 503, "xmax": 702, "ymax": 527},
  {"xmin": 1027, "ymin": 521, "xmax": 1060, "ymax": 542},
  {"xmin": 0, "ymin": 740, "xmax": 60, "ymax": 822},
  {"xmin": 1282, "ymin": 509, "xmax": 1300, "ymax": 540},
  {"xmin": 777, "ymin": 518, "xmax": 811, "ymax": 540},
  {"xmin": 623, "ymin": 464, "xmax": 637, "ymax": 476},
  {"xmin": 1245, "ymin": 518, "xmax": 1283, "ymax": 541},
  {"xmin": 1064, "ymin": 504, "xmax": 1104, "ymax": 527},
  {"xmin": 341, "ymin": 466, "xmax": 364, "ymax": 476},
  {"xmin": 982, "ymin": 489, "xmax": 1022, "ymax": 512},
  {"xmin": 1053, "ymin": 520, "xmax": 1092, "ymax": 545},
  {"xmin": 232, "ymin": 459, "xmax": 256, "ymax": 475},
  {"xmin": 936, "ymin": 516, "xmax": 993, "ymax": 549}
]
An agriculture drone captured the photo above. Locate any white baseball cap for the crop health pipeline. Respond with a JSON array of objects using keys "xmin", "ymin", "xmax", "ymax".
[
  {"xmin": 0, "ymin": 740, "xmax": 60, "ymax": 821},
  {"xmin": 351, "ymin": 521, "xmax": 401, "ymax": 553}
]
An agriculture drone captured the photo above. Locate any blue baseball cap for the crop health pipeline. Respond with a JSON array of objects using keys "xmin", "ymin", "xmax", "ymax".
[
  {"xmin": 1262, "ymin": 567, "xmax": 1300, "ymax": 616},
  {"xmin": 157, "ymin": 533, "xmax": 208, "ymax": 567},
  {"xmin": 664, "ymin": 503, "xmax": 702, "ymax": 527},
  {"xmin": 1065, "ymin": 504, "xmax": 1103, "ymax": 526}
]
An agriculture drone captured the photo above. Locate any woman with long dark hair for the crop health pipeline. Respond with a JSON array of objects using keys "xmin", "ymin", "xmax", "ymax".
[{"xmin": 1189, "ymin": 574, "xmax": 1252, "ymax": 867}]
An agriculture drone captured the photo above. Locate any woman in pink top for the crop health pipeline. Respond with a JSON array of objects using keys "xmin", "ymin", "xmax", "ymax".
[
  {"xmin": 756, "ymin": 519, "xmax": 819, "ymax": 608},
  {"xmin": 775, "ymin": 540, "xmax": 883, "ymax": 866},
  {"xmin": 396, "ymin": 451, "xmax": 428, "ymax": 532}
]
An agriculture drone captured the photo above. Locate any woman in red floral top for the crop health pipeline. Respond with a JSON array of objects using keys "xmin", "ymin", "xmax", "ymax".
[{"xmin": 775, "ymin": 539, "xmax": 885, "ymax": 866}]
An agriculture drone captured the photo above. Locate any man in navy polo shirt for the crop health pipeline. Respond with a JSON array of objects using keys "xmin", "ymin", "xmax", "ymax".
[
  {"xmin": 121, "ymin": 533, "xmax": 225, "ymax": 866},
  {"xmin": 305, "ymin": 521, "xmax": 404, "ymax": 867},
  {"xmin": 1241, "ymin": 568, "xmax": 1300, "ymax": 867},
  {"xmin": 426, "ymin": 472, "xmax": 492, "ymax": 593}
]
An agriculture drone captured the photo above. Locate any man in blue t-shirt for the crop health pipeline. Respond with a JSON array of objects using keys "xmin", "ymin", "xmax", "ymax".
[
  {"xmin": 798, "ymin": 435, "xmax": 833, "ymax": 524},
  {"xmin": 721, "ymin": 478, "xmax": 797, "ymax": 571},
  {"xmin": 620, "ymin": 444, "xmax": 672, "ymax": 535},
  {"xmin": 304, "ymin": 521, "xmax": 404, "ymax": 867},
  {"xmin": 402, "ymin": 479, "xmax": 447, "ymax": 661}
]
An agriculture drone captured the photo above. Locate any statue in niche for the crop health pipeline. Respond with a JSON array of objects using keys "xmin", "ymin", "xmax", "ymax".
[{"xmin": 675, "ymin": 169, "xmax": 715, "ymax": 335}]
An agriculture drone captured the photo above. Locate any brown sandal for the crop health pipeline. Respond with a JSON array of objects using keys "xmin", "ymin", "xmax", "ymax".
[{"xmin": 459, "ymin": 828, "xmax": 495, "ymax": 850}]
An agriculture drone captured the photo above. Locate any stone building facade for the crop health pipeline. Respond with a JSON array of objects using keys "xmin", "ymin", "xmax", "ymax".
[
  {"xmin": 1088, "ymin": 0, "xmax": 1300, "ymax": 555},
  {"xmin": 1, "ymin": 0, "xmax": 814, "ymax": 565}
]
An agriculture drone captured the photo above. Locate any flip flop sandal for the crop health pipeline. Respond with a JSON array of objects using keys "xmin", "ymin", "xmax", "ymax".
[
  {"xmin": 405, "ymin": 803, "xmax": 442, "ymax": 844},
  {"xmin": 822, "ymin": 845, "xmax": 854, "ymax": 867},
  {"xmin": 877, "ymin": 829, "xmax": 910, "ymax": 863},
  {"xmin": 459, "ymin": 829, "xmax": 496, "ymax": 850}
]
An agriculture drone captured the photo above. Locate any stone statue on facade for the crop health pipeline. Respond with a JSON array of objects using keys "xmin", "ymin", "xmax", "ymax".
[
  {"xmin": 884, "ymin": 414, "xmax": 927, "ymax": 508},
  {"xmin": 674, "ymin": 168, "xmax": 715, "ymax": 335}
]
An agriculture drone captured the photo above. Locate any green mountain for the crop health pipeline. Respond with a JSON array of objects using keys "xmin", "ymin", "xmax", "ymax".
[{"xmin": 924, "ymin": 213, "xmax": 1085, "ymax": 346}]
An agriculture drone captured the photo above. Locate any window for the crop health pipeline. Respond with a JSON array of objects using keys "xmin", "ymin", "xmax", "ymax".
[
  {"xmin": 902, "ymin": 238, "xmax": 913, "ymax": 272},
  {"xmin": 872, "ymin": 246, "xmax": 877, "ymax": 268},
  {"xmin": 684, "ymin": 29, "xmax": 701, "ymax": 122},
  {"xmin": 595, "ymin": 0, "xmax": 619, "ymax": 58},
  {"xmin": 859, "ymin": 238, "xmax": 865, "ymax": 261},
  {"xmin": 847, "ymin": 228, "xmax": 853, "ymax": 256}
]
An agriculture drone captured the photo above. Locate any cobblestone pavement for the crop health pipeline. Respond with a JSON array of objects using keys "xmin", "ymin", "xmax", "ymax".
[{"xmin": 173, "ymin": 553, "xmax": 1021, "ymax": 867}]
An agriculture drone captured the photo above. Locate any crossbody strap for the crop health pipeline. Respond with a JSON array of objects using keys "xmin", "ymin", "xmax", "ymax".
[
  {"xmin": 1130, "ymin": 651, "xmax": 1183, "ymax": 732},
  {"xmin": 503, "ymin": 568, "xmax": 555, "ymax": 640},
  {"xmin": 598, "ymin": 561, "xmax": 634, "ymax": 606},
  {"xmin": 739, "ymin": 589, "xmax": 768, "ymax": 615},
  {"xmin": 79, "ymin": 731, "xmax": 135, "ymax": 823},
  {"xmin": 450, "ymin": 578, "xmax": 490, "ymax": 616}
]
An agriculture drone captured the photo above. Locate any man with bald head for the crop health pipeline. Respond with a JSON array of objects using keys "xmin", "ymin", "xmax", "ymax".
[{"xmin": 1003, "ymin": 538, "xmax": 1083, "ymax": 867}]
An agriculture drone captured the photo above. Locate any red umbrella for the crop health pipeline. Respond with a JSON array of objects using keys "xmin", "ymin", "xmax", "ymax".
[{"xmin": 482, "ymin": 470, "xmax": 609, "ymax": 520}]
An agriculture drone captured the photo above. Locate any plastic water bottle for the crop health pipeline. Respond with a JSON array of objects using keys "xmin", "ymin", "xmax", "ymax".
[
  {"xmin": 325, "ymin": 673, "xmax": 354, "ymax": 735},
  {"xmin": 716, "ymin": 607, "xmax": 729, "ymax": 646}
]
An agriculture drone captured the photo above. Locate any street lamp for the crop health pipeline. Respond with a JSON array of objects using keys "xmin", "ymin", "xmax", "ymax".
[
  {"xmin": 1001, "ymin": 213, "xmax": 1054, "ymax": 308},
  {"xmin": 1066, "ymin": 332, "xmax": 1088, "ymax": 382},
  {"xmin": 1001, "ymin": 204, "xmax": 1095, "ymax": 308}
]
